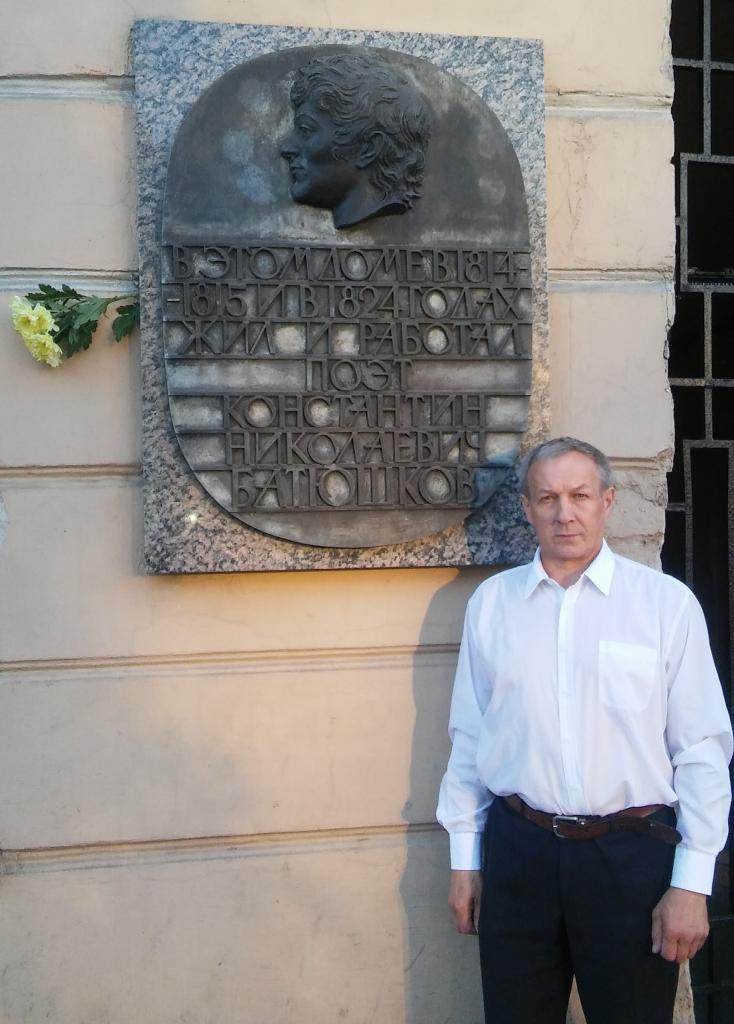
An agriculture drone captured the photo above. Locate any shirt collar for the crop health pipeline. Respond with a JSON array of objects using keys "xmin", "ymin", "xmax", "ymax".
[{"xmin": 523, "ymin": 539, "xmax": 615, "ymax": 598}]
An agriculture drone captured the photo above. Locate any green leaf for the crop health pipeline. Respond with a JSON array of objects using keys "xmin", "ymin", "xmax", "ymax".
[
  {"xmin": 26, "ymin": 283, "xmax": 83, "ymax": 303},
  {"xmin": 111, "ymin": 303, "xmax": 140, "ymax": 341},
  {"xmin": 66, "ymin": 320, "xmax": 95, "ymax": 354},
  {"xmin": 72, "ymin": 296, "xmax": 112, "ymax": 328}
]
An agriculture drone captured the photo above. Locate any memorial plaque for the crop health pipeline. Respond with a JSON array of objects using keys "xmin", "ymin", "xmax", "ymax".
[
  {"xmin": 134, "ymin": 22, "xmax": 546, "ymax": 571},
  {"xmin": 161, "ymin": 45, "xmax": 532, "ymax": 548}
]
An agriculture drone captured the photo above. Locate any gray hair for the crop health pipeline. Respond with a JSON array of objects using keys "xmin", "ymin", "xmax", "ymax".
[{"xmin": 518, "ymin": 437, "xmax": 614, "ymax": 497}]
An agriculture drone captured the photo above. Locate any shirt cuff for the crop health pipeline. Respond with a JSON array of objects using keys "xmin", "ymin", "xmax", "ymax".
[
  {"xmin": 670, "ymin": 844, "xmax": 717, "ymax": 895},
  {"xmin": 449, "ymin": 832, "xmax": 482, "ymax": 870}
]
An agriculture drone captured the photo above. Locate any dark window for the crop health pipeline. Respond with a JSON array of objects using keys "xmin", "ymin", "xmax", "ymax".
[
  {"xmin": 687, "ymin": 162, "xmax": 734, "ymax": 276},
  {"xmin": 669, "ymin": 290, "xmax": 705, "ymax": 377},
  {"xmin": 672, "ymin": 0, "xmax": 704, "ymax": 58},
  {"xmin": 712, "ymin": 293, "xmax": 734, "ymax": 376},
  {"xmin": 711, "ymin": 0, "xmax": 734, "ymax": 60},
  {"xmin": 712, "ymin": 388, "xmax": 734, "ymax": 437},
  {"xmin": 711, "ymin": 71, "xmax": 734, "ymax": 155},
  {"xmin": 673, "ymin": 67, "xmax": 704, "ymax": 157}
]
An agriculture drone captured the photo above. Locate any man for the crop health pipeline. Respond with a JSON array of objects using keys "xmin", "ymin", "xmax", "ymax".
[
  {"xmin": 437, "ymin": 437, "xmax": 733, "ymax": 1024},
  {"xmin": 280, "ymin": 50, "xmax": 431, "ymax": 229}
]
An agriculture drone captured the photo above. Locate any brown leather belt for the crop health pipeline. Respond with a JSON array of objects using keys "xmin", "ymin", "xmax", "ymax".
[{"xmin": 502, "ymin": 794, "xmax": 682, "ymax": 846}]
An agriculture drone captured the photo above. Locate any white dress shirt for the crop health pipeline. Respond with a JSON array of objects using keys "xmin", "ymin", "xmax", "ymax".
[{"xmin": 436, "ymin": 541, "xmax": 733, "ymax": 894}]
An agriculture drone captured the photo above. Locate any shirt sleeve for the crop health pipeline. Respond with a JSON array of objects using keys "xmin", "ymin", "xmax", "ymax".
[
  {"xmin": 436, "ymin": 590, "xmax": 494, "ymax": 870},
  {"xmin": 665, "ymin": 591, "xmax": 733, "ymax": 895}
]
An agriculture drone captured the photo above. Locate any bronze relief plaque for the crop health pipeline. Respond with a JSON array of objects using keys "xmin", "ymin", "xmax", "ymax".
[{"xmin": 161, "ymin": 44, "xmax": 532, "ymax": 549}]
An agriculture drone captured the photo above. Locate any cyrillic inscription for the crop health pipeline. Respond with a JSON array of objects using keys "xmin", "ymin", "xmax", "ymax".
[{"xmin": 163, "ymin": 242, "xmax": 532, "ymax": 513}]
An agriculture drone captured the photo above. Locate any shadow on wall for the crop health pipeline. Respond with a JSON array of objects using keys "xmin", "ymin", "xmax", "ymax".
[{"xmin": 400, "ymin": 567, "xmax": 489, "ymax": 1024}]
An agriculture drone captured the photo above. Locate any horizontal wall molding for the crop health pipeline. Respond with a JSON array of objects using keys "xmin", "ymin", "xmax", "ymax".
[
  {"xmin": 0, "ymin": 74, "xmax": 669, "ymax": 118},
  {"xmin": 611, "ymin": 455, "xmax": 672, "ymax": 473},
  {"xmin": 0, "ymin": 821, "xmax": 443, "ymax": 876},
  {"xmin": 0, "ymin": 465, "xmax": 141, "ymax": 484},
  {"xmin": 0, "ymin": 75, "xmax": 134, "ymax": 104},
  {"xmin": 0, "ymin": 269, "xmax": 137, "ymax": 295},
  {"xmin": 2, "ymin": 269, "xmax": 673, "ymax": 297},
  {"xmin": 0, "ymin": 641, "xmax": 461, "ymax": 681},
  {"xmin": 545, "ymin": 91, "xmax": 670, "ymax": 119},
  {"xmin": 0, "ymin": 451, "xmax": 668, "ymax": 492},
  {"xmin": 548, "ymin": 270, "xmax": 673, "ymax": 292}
]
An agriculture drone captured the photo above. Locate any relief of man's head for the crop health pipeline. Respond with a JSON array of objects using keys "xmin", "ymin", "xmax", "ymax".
[{"xmin": 280, "ymin": 50, "xmax": 432, "ymax": 229}]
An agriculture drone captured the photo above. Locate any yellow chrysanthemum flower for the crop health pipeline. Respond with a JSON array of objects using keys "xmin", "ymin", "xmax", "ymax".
[
  {"xmin": 23, "ymin": 332, "xmax": 64, "ymax": 368},
  {"xmin": 10, "ymin": 296, "xmax": 57, "ymax": 339}
]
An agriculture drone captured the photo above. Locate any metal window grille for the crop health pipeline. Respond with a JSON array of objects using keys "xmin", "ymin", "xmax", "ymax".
[{"xmin": 667, "ymin": 1, "xmax": 734, "ymax": 1019}]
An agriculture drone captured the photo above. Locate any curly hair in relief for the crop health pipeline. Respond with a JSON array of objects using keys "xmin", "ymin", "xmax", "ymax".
[{"xmin": 290, "ymin": 50, "xmax": 432, "ymax": 209}]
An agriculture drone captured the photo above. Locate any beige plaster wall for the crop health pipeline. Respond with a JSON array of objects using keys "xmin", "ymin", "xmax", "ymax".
[{"xmin": 0, "ymin": 3, "xmax": 678, "ymax": 1023}]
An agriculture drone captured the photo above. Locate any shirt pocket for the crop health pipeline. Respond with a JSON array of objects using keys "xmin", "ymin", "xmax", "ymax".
[{"xmin": 598, "ymin": 640, "xmax": 658, "ymax": 712}]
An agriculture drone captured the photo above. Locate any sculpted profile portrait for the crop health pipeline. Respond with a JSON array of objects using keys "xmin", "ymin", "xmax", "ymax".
[{"xmin": 280, "ymin": 50, "xmax": 432, "ymax": 229}]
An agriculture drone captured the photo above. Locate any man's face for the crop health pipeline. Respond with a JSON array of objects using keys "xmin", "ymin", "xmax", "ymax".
[
  {"xmin": 280, "ymin": 98, "xmax": 360, "ymax": 210},
  {"xmin": 521, "ymin": 451, "xmax": 615, "ymax": 569}
]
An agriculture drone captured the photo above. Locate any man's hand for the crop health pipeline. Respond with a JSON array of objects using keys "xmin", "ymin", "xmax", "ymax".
[
  {"xmin": 448, "ymin": 869, "xmax": 483, "ymax": 934},
  {"xmin": 651, "ymin": 886, "xmax": 709, "ymax": 964}
]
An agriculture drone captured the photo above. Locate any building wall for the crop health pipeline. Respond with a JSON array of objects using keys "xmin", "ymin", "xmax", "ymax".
[{"xmin": 0, "ymin": 4, "xmax": 675, "ymax": 1023}]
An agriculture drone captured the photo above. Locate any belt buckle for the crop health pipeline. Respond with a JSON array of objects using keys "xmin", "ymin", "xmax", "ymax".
[{"xmin": 552, "ymin": 814, "xmax": 589, "ymax": 838}]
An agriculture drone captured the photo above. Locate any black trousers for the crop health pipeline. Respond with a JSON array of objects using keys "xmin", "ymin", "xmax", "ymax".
[{"xmin": 478, "ymin": 798, "xmax": 680, "ymax": 1024}]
